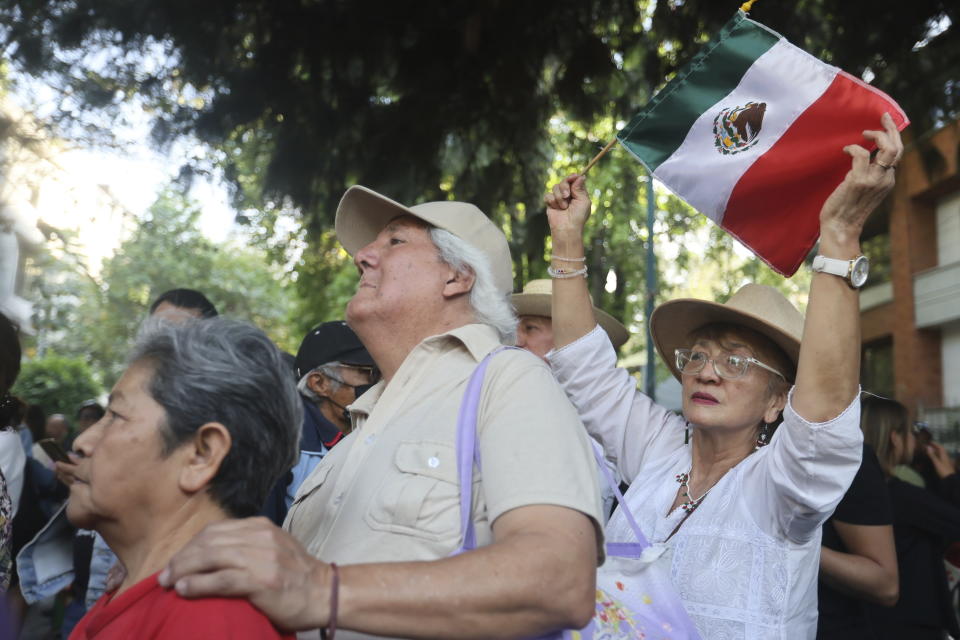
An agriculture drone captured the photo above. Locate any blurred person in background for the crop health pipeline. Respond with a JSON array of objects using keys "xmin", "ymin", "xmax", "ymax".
[
  {"xmin": 860, "ymin": 396, "xmax": 960, "ymax": 639},
  {"xmin": 33, "ymin": 414, "xmax": 71, "ymax": 469},
  {"xmin": 14, "ymin": 399, "xmax": 32, "ymax": 456},
  {"xmin": 1, "ymin": 311, "xmax": 22, "ymax": 592},
  {"xmin": 0, "ymin": 312, "xmax": 22, "ymax": 640},
  {"xmin": 75, "ymin": 402, "xmax": 105, "ymax": 435},
  {"xmin": 816, "ymin": 439, "xmax": 898, "ymax": 639},
  {"xmin": 148, "ymin": 288, "xmax": 218, "ymax": 321},
  {"xmin": 0, "ymin": 395, "xmax": 25, "ymax": 520},
  {"xmin": 24, "ymin": 404, "xmax": 46, "ymax": 457}
]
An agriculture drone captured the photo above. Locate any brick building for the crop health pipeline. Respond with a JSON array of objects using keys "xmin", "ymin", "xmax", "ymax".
[{"xmin": 860, "ymin": 119, "xmax": 960, "ymax": 444}]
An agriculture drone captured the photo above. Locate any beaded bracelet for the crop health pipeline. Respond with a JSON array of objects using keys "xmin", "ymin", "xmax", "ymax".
[
  {"xmin": 547, "ymin": 265, "xmax": 588, "ymax": 279},
  {"xmin": 550, "ymin": 254, "xmax": 586, "ymax": 262}
]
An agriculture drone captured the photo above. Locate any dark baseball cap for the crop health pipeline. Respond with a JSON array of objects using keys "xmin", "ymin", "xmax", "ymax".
[{"xmin": 295, "ymin": 321, "xmax": 375, "ymax": 379}]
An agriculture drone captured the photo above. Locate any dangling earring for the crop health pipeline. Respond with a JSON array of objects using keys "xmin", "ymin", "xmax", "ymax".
[
  {"xmin": 756, "ymin": 422, "xmax": 771, "ymax": 449},
  {"xmin": 684, "ymin": 424, "xmax": 690, "ymax": 445}
]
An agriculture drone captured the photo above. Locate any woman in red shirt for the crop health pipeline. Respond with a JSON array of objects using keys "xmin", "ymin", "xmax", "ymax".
[{"xmin": 66, "ymin": 317, "xmax": 301, "ymax": 639}]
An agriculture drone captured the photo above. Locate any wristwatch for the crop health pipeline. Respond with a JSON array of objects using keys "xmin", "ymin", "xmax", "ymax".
[{"xmin": 811, "ymin": 255, "xmax": 870, "ymax": 289}]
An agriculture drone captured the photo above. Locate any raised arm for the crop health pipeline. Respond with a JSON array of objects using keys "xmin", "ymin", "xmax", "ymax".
[
  {"xmin": 792, "ymin": 113, "xmax": 903, "ymax": 421},
  {"xmin": 543, "ymin": 175, "xmax": 686, "ymax": 478},
  {"xmin": 544, "ymin": 174, "xmax": 599, "ymax": 349}
]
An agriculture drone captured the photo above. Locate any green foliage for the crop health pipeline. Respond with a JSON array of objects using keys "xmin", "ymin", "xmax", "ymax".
[
  {"xmin": 11, "ymin": 352, "xmax": 101, "ymax": 416},
  {"xmin": 22, "ymin": 187, "xmax": 297, "ymax": 387}
]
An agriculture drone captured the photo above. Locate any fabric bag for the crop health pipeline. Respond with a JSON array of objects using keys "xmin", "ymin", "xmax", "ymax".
[
  {"xmin": 565, "ymin": 450, "xmax": 701, "ymax": 640},
  {"xmin": 454, "ymin": 347, "xmax": 701, "ymax": 640}
]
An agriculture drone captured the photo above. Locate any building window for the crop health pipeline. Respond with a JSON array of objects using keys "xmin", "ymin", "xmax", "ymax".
[
  {"xmin": 861, "ymin": 233, "xmax": 891, "ymax": 287},
  {"xmin": 936, "ymin": 191, "xmax": 960, "ymax": 266},
  {"xmin": 862, "ymin": 337, "xmax": 894, "ymax": 398}
]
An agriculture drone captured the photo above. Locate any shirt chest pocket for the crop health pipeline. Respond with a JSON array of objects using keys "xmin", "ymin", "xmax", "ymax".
[{"xmin": 365, "ymin": 440, "xmax": 463, "ymax": 542}]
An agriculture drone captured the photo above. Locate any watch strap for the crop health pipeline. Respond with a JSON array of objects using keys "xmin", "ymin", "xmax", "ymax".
[{"xmin": 811, "ymin": 255, "xmax": 850, "ymax": 278}]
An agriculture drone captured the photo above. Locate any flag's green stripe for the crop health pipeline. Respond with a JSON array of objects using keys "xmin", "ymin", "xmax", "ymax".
[{"xmin": 618, "ymin": 12, "xmax": 779, "ymax": 172}]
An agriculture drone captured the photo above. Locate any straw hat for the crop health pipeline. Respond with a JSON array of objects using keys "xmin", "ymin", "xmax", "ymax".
[
  {"xmin": 511, "ymin": 279, "xmax": 629, "ymax": 350},
  {"xmin": 650, "ymin": 283, "xmax": 804, "ymax": 381},
  {"xmin": 335, "ymin": 186, "xmax": 513, "ymax": 294}
]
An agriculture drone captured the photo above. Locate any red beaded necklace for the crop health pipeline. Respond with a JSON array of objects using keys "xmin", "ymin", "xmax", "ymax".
[{"xmin": 675, "ymin": 471, "xmax": 710, "ymax": 513}]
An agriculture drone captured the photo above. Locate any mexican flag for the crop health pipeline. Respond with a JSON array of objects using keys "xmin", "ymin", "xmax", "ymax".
[{"xmin": 617, "ymin": 10, "xmax": 909, "ymax": 276}]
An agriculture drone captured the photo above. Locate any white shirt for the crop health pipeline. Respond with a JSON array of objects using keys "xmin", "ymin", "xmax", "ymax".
[
  {"xmin": 0, "ymin": 429, "xmax": 25, "ymax": 516},
  {"xmin": 549, "ymin": 325, "xmax": 863, "ymax": 640}
]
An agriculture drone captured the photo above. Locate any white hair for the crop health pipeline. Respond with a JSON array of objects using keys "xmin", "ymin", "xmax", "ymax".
[
  {"xmin": 430, "ymin": 228, "xmax": 516, "ymax": 344},
  {"xmin": 296, "ymin": 362, "xmax": 345, "ymax": 402}
]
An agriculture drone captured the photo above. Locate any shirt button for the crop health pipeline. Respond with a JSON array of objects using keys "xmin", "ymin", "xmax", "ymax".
[
  {"xmin": 333, "ymin": 494, "xmax": 343, "ymax": 505},
  {"xmin": 364, "ymin": 434, "xmax": 376, "ymax": 445},
  {"xmin": 428, "ymin": 456, "xmax": 440, "ymax": 468}
]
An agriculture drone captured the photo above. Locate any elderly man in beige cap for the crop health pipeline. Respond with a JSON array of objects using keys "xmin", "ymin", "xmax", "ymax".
[{"xmin": 159, "ymin": 187, "xmax": 605, "ymax": 639}]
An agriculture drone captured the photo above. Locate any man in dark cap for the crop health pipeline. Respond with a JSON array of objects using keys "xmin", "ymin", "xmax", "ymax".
[
  {"xmin": 262, "ymin": 322, "xmax": 378, "ymax": 524},
  {"xmin": 294, "ymin": 321, "xmax": 378, "ymax": 439}
]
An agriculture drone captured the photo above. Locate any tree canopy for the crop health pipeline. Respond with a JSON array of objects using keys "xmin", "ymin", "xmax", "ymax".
[
  {"xmin": 19, "ymin": 188, "xmax": 296, "ymax": 387},
  {"xmin": 1, "ymin": 0, "xmax": 954, "ymax": 358}
]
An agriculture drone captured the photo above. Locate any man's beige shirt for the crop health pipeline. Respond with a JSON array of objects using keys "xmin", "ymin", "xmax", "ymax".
[{"xmin": 285, "ymin": 323, "xmax": 604, "ymax": 570}]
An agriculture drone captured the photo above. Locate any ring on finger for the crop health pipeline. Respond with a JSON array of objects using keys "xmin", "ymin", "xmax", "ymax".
[{"xmin": 875, "ymin": 160, "xmax": 896, "ymax": 170}]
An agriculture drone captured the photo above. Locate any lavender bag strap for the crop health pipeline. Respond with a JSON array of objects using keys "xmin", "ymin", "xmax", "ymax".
[
  {"xmin": 454, "ymin": 346, "xmax": 511, "ymax": 553},
  {"xmin": 590, "ymin": 439, "xmax": 650, "ymax": 555}
]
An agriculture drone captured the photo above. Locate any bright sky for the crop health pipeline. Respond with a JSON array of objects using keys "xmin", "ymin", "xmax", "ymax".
[
  {"xmin": 3, "ymin": 76, "xmax": 238, "ymax": 275},
  {"xmin": 51, "ymin": 143, "xmax": 237, "ymax": 262}
]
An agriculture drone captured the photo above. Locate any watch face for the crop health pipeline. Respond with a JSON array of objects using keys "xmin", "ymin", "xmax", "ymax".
[{"xmin": 851, "ymin": 256, "xmax": 870, "ymax": 288}]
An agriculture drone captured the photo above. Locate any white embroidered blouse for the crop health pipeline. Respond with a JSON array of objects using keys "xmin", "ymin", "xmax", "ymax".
[{"xmin": 548, "ymin": 325, "xmax": 863, "ymax": 640}]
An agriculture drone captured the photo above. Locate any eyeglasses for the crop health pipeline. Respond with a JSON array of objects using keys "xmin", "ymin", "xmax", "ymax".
[
  {"xmin": 326, "ymin": 364, "xmax": 379, "ymax": 386},
  {"xmin": 340, "ymin": 364, "xmax": 377, "ymax": 379},
  {"xmin": 675, "ymin": 348, "xmax": 785, "ymax": 381}
]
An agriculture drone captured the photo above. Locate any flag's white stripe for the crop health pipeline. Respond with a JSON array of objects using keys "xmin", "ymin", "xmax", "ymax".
[{"xmin": 653, "ymin": 38, "xmax": 838, "ymax": 223}]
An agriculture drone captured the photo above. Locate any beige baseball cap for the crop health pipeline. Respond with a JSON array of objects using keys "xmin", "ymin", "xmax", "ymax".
[
  {"xmin": 511, "ymin": 279, "xmax": 630, "ymax": 350},
  {"xmin": 335, "ymin": 186, "xmax": 514, "ymax": 294},
  {"xmin": 650, "ymin": 283, "xmax": 803, "ymax": 381}
]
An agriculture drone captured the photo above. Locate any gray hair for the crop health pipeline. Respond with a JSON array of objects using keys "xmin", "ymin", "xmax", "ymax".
[
  {"xmin": 296, "ymin": 361, "xmax": 345, "ymax": 401},
  {"xmin": 429, "ymin": 228, "xmax": 516, "ymax": 344},
  {"xmin": 130, "ymin": 317, "xmax": 302, "ymax": 518}
]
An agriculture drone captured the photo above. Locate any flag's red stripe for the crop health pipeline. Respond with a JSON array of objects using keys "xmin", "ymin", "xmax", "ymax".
[{"xmin": 721, "ymin": 71, "xmax": 909, "ymax": 276}]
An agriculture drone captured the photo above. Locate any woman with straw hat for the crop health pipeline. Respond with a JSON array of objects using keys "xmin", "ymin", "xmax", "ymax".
[{"xmin": 542, "ymin": 113, "xmax": 903, "ymax": 639}]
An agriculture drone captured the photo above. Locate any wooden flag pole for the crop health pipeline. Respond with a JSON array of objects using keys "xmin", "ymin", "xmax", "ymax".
[{"xmin": 580, "ymin": 138, "xmax": 618, "ymax": 175}]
